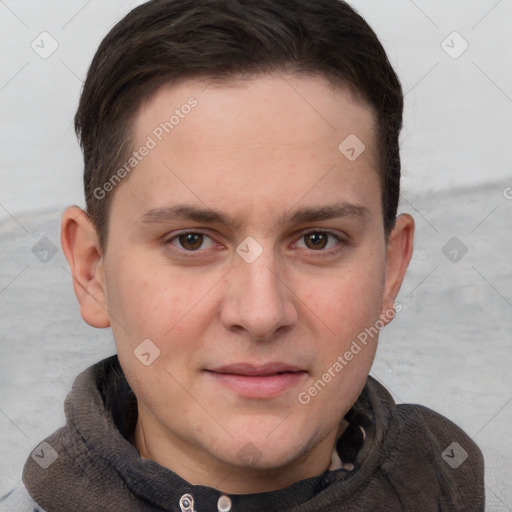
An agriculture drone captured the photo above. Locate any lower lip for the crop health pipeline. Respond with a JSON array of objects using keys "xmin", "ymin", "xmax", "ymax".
[{"xmin": 207, "ymin": 371, "xmax": 307, "ymax": 398}]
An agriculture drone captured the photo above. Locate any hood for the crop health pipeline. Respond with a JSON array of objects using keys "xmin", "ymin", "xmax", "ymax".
[{"xmin": 22, "ymin": 355, "xmax": 484, "ymax": 511}]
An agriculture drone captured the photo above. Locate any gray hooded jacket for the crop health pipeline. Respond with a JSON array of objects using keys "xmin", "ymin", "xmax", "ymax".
[{"xmin": 1, "ymin": 355, "xmax": 485, "ymax": 511}]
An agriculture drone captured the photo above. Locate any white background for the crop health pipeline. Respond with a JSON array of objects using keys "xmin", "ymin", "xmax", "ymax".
[{"xmin": 1, "ymin": 1, "xmax": 511, "ymax": 509}]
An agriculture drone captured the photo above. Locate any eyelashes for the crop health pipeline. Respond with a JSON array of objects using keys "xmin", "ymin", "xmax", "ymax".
[
  {"xmin": 168, "ymin": 232, "xmax": 217, "ymax": 252},
  {"xmin": 164, "ymin": 229, "xmax": 347, "ymax": 258}
]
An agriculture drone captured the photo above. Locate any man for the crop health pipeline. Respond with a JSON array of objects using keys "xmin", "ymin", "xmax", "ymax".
[{"xmin": 1, "ymin": 0, "xmax": 484, "ymax": 510}]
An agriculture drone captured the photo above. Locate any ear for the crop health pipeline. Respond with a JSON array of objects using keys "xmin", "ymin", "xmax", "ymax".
[
  {"xmin": 380, "ymin": 213, "xmax": 414, "ymax": 324},
  {"xmin": 60, "ymin": 206, "xmax": 111, "ymax": 328}
]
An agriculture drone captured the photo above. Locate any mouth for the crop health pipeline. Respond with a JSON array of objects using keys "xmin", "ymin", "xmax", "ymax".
[{"xmin": 204, "ymin": 363, "xmax": 308, "ymax": 398}]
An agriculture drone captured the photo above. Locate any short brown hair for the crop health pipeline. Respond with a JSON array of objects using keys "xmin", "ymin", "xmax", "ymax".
[{"xmin": 75, "ymin": 0, "xmax": 403, "ymax": 250}]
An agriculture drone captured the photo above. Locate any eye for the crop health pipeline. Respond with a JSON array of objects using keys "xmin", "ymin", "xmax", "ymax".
[
  {"xmin": 167, "ymin": 231, "xmax": 216, "ymax": 252},
  {"xmin": 294, "ymin": 231, "xmax": 343, "ymax": 252},
  {"xmin": 164, "ymin": 229, "xmax": 346, "ymax": 257}
]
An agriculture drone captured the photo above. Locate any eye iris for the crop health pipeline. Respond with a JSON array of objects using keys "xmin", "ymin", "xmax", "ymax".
[
  {"xmin": 176, "ymin": 233, "xmax": 332, "ymax": 251},
  {"xmin": 306, "ymin": 233, "xmax": 328, "ymax": 250},
  {"xmin": 179, "ymin": 233, "xmax": 203, "ymax": 250}
]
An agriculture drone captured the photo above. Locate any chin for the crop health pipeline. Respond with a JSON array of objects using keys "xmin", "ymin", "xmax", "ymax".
[
  {"xmin": 216, "ymin": 432, "xmax": 311, "ymax": 471},
  {"xmin": 231, "ymin": 448, "xmax": 300, "ymax": 472},
  {"xmin": 218, "ymin": 410, "xmax": 328, "ymax": 462}
]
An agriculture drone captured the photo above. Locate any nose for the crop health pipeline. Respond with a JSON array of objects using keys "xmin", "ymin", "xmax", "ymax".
[{"xmin": 220, "ymin": 246, "xmax": 298, "ymax": 342}]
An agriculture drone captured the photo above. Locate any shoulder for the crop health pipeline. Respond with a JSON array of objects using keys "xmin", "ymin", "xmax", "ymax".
[
  {"xmin": 394, "ymin": 402, "xmax": 484, "ymax": 469},
  {"xmin": 0, "ymin": 481, "xmax": 47, "ymax": 512},
  {"xmin": 384, "ymin": 402, "xmax": 485, "ymax": 511}
]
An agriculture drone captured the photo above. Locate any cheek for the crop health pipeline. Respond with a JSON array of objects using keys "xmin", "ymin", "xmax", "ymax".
[
  {"xmin": 103, "ymin": 250, "xmax": 222, "ymax": 375},
  {"xmin": 104, "ymin": 255, "xmax": 206, "ymax": 413},
  {"xmin": 295, "ymin": 265, "xmax": 384, "ymax": 423},
  {"xmin": 105, "ymin": 251, "xmax": 194, "ymax": 335},
  {"xmin": 305, "ymin": 254, "xmax": 385, "ymax": 392},
  {"xmin": 301, "ymin": 257, "xmax": 385, "ymax": 339}
]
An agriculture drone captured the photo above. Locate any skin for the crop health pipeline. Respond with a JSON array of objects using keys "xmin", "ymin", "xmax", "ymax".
[{"xmin": 61, "ymin": 72, "xmax": 414, "ymax": 494}]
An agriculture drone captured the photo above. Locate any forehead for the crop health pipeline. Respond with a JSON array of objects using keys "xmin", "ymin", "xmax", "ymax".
[
  {"xmin": 120, "ymin": 73, "xmax": 380, "ymax": 225},
  {"xmin": 134, "ymin": 73, "xmax": 377, "ymax": 155}
]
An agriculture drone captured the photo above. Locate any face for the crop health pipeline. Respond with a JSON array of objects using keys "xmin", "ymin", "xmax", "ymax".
[{"xmin": 63, "ymin": 72, "xmax": 413, "ymax": 491}]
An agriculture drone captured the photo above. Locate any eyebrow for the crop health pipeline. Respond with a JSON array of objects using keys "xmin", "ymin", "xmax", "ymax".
[{"xmin": 138, "ymin": 201, "xmax": 370, "ymax": 229}]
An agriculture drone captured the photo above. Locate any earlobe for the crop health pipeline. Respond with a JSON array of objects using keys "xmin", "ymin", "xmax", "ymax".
[
  {"xmin": 380, "ymin": 213, "xmax": 415, "ymax": 323},
  {"xmin": 60, "ymin": 206, "xmax": 111, "ymax": 328}
]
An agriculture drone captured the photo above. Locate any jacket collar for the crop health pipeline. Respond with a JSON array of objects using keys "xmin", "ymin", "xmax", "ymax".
[{"xmin": 34, "ymin": 355, "xmax": 396, "ymax": 511}]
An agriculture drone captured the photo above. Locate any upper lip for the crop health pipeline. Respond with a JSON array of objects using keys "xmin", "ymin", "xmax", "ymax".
[{"xmin": 207, "ymin": 363, "xmax": 305, "ymax": 376}]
